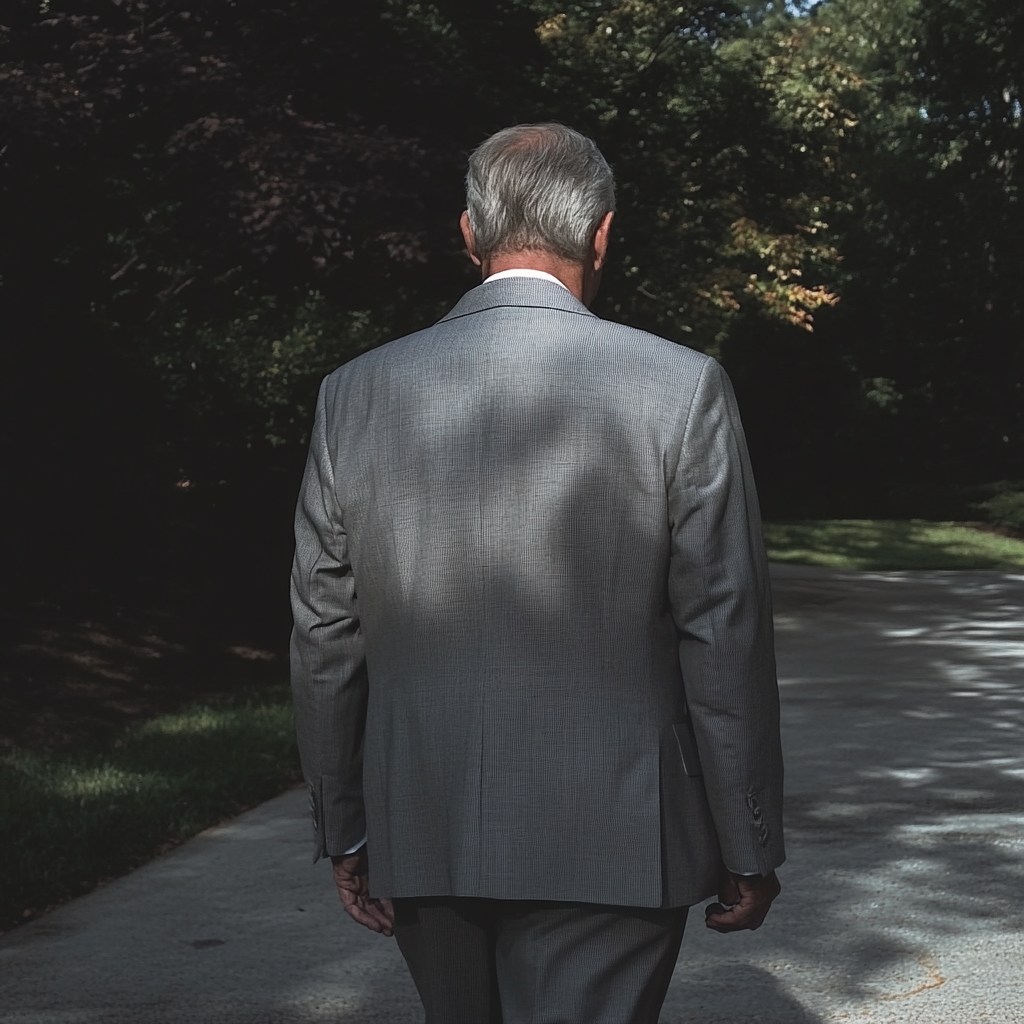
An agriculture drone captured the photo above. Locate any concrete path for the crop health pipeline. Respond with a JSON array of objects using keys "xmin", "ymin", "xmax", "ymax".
[{"xmin": 2, "ymin": 564, "xmax": 1022, "ymax": 1023}]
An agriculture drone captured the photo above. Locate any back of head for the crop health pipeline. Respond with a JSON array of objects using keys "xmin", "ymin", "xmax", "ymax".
[{"xmin": 466, "ymin": 123, "xmax": 616, "ymax": 264}]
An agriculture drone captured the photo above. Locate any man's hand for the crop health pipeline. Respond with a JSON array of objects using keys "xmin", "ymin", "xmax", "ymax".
[
  {"xmin": 704, "ymin": 870, "xmax": 781, "ymax": 933},
  {"xmin": 331, "ymin": 847, "xmax": 395, "ymax": 936}
]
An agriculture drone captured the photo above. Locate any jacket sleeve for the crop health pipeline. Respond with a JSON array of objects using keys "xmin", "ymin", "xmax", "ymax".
[
  {"xmin": 289, "ymin": 377, "xmax": 368, "ymax": 862},
  {"xmin": 666, "ymin": 357, "xmax": 785, "ymax": 876}
]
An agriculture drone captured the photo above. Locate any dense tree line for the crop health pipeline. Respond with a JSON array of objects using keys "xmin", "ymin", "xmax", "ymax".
[{"xmin": 2, "ymin": 0, "xmax": 1021, "ymax": 557}]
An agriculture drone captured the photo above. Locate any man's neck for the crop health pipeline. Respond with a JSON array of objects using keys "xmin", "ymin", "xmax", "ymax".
[{"xmin": 480, "ymin": 252, "xmax": 585, "ymax": 302}]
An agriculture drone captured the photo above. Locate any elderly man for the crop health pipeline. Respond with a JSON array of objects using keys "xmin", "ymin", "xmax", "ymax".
[{"xmin": 290, "ymin": 123, "xmax": 784, "ymax": 1024}]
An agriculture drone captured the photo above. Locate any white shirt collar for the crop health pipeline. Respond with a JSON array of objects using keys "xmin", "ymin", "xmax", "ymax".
[{"xmin": 484, "ymin": 268, "xmax": 570, "ymax": 292}]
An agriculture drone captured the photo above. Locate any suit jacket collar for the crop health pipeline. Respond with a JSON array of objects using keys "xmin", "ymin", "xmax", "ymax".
[{"xmin": 438, "ymin": 277, "xmax": 597, "ymax": 325}]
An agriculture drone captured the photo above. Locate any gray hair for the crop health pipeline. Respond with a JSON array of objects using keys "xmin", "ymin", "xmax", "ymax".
[{"xmin": 465, "ymin": 123, "xmax": 616, "ymax": 263}]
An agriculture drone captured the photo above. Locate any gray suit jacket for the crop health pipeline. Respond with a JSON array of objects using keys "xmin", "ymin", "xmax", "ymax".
[{"xmin": 290, "ymin": 277, "xmax": 784, "ymax": 909}]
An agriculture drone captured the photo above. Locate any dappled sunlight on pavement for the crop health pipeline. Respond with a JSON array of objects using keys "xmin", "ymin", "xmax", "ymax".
[{"xmin": 666, "ymin": 565, "xmax": 1024, "ymax": 1023}]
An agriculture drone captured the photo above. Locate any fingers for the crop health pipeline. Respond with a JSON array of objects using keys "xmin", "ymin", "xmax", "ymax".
[
  {"xmin": 339, "ymin": 886, "xmax": 395, "ymax": 936},
  {"xmin": 704, "ymin": 872, "xmax": 780, "ymax": 933},
  {"xmin": 332, "ymin": 858, "xmax": 395, "ymax": 937},
  {"xmin": 704, "ymin": 902, "xmax": 742, "ymax": 933},
  {"xmin": 704, "ymin": 900, "xmax": 770, "ymax": 933},
  {"xmin": 343, "ymin": 897, "xmax": 394, "ymax": 935},
  {"xmin": 378, "ymin": 896, "xmax": 396, "ymax": 929}
]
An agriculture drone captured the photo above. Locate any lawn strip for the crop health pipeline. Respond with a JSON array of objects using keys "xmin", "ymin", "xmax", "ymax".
[
  {"xmin": 0, "ymin": 686, "xmax": 300, "ymax": 932},
  {"xmin": 763, "ymin": 519, "xmax": 1024, "ymax": 571}
]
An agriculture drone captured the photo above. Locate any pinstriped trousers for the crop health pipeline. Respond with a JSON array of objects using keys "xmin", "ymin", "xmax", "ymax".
[{"xmin": 393, "ymin": 897, "xmax": 688, "ymax": 1024}]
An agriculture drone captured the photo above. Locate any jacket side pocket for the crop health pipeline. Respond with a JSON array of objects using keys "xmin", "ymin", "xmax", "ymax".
[{"xmin": 672, "ymin": 722, "xmax": 704, "ymax": 778}]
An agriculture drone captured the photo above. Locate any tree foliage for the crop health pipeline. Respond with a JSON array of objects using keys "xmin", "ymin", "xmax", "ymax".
[
  {"xmin": 531, "ymin": 1, "xmax": 848, "ymax": 342},
  {"xmin": 2, "ymin": 0, "xmax": 1020, "ymax": 512},
  {"xmin": 797, "ymin": 0, "xmax": 1022, "ymax": 507}
]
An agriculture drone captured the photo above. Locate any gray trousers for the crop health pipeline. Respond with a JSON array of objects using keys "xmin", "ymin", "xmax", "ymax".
[{"xmin": 393, "ymin": 897, "xmax": 688, "ymax": 1024}]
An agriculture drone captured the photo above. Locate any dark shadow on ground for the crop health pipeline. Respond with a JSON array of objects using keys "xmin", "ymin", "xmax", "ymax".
[
  {"xmin": 663, "ymin": 961, "xmax": 825, "ymax": 1022},
  {"xmin": 1, "ymin": 474, "xmax": 298, "ymax": 751}
]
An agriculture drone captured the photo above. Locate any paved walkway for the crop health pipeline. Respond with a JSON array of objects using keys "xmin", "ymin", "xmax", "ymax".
[{"xmin": 2, "ymin": 564, "xmax": 1022, "ymax": 1023}]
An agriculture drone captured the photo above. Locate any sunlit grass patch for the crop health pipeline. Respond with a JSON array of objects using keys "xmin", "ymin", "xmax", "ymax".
[
  {"xmin": 764, "ymin": 519, "xmax": 1024, "ymax": 571},
  {"xmin": 0, "ymin": 688, "xmax": 300, "ymax": 931}
]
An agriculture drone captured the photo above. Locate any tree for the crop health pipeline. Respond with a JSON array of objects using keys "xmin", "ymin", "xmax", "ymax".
[
  {"xmin": 795, "ymin": 0, "xmax": 1023, "ymax": 510},
  {"xmin": 1, "ymin": 1, "xmax": 480, "ymax": 459},
  {"xmin": 3, "ymin": 0, "xmax": 1019, "ymax": 515},
  {"xmin": 529, "ymin": 1, "xmax": 849, "ymax": 346}
]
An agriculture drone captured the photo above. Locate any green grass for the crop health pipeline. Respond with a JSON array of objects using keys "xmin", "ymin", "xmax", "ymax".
[
  {"xmin": 0, "ymin": 688, "xmax": 300, "ymax": 931},
  {"xmin": 764, "ymin": 519, "xmax": 1024, "ymax": 571}
]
